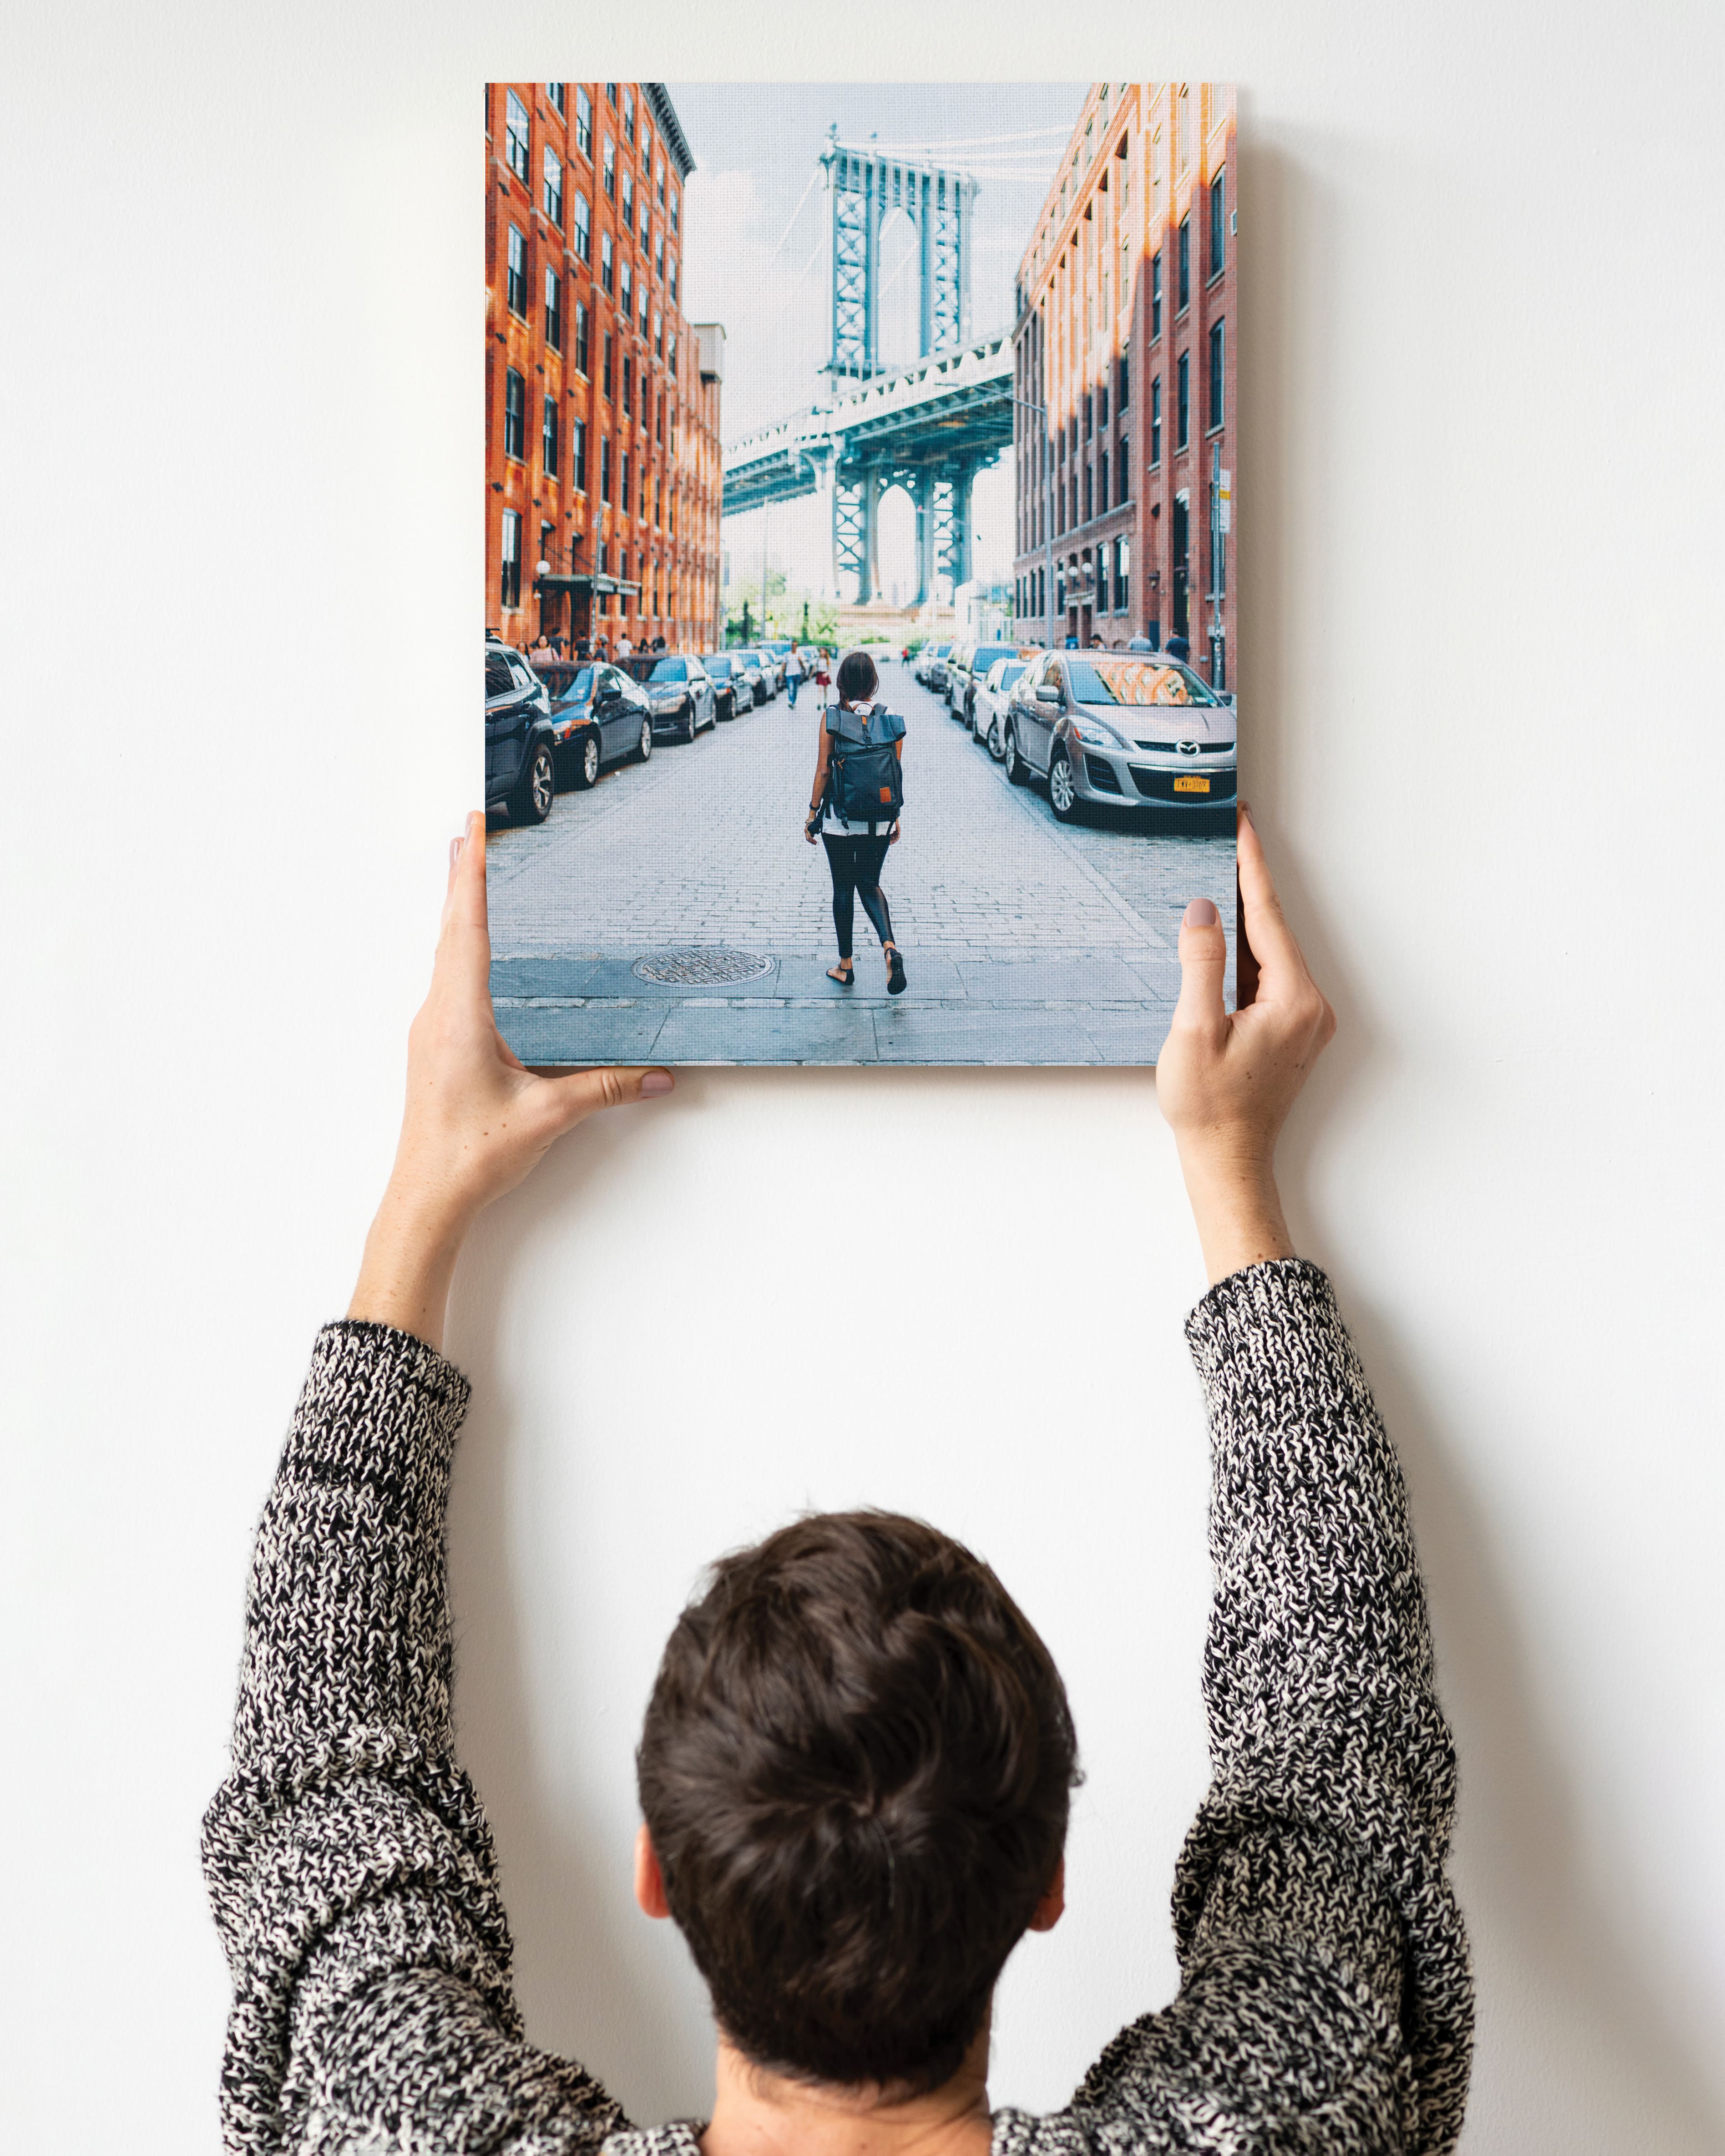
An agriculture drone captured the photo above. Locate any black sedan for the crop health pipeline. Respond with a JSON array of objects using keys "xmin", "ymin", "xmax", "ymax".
[
  {"xmin": 485, "ymin": 645, "xmax": 557, "ymax": 824},
  {"xmin": 535, "ymin": 661, "xmax": 654, "ymax": 786},
  {"xmin": 701, "ymin": 653, "xmax": 754, "ymax": 719},
  {"xmin": 623, "ymin": 653, "xmax": 718, "ymax": 742}
]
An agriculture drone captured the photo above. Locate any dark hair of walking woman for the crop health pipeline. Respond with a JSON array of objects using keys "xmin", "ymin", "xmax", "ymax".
[{"xmin": 804, "ymin": 648, "xmax": 908, "ymax": 995}]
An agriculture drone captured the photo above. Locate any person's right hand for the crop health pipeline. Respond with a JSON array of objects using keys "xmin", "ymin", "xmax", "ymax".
[{"xmin": 1155, "ymin": 807, "xmax": 1335, "ymax": 1284}]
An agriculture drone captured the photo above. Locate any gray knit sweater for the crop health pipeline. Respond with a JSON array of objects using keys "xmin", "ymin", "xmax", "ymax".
[{"xmin": 203, "ymin": 1259, "xmax": 1472, "ymax": 2155}]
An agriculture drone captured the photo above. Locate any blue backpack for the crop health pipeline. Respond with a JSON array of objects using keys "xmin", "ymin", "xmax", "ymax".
[{"xmin": 827, "ymin": 705, "xmax": 904, "ymax": 823}]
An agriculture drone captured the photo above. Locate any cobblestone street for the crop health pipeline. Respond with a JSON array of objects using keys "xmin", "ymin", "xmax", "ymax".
[{"xmin": 487, "ymin": 658, "xmax": 1234, "ymax": 1064}]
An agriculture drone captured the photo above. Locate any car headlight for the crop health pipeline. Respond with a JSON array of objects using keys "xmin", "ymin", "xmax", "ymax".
[{"xmin": 1069, "ymin": 716, "xmax": 1126, "ymax": 749}]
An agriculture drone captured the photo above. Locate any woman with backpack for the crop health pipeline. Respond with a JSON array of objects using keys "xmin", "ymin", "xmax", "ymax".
[{"xmin": 804, "ymin": 648, "xmax": 907, "ymax": 995}]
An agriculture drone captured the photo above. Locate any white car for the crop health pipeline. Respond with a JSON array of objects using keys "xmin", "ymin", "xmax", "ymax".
[{"xmin": 971, "ymin": 657, "xmax": 1034, "ymax": 760}]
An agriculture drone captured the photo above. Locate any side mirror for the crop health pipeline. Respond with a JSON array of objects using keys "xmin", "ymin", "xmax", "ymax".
[
  {"xmin": 1036, "ymin": 683, "xmax": 1062, "ymax": 704},
  {"xmin": 1220, "ymin": 691, "xmax": 1236, "ymax": 707}
]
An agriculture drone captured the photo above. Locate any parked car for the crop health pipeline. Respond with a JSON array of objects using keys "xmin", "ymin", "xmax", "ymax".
[
  {"xmin": 952, "ymin": 643, "xmax": 1036, "ymax": 726},
  {"xmin": 758, "ymin": 645, "xmax": 788, "ymax": 690},
  {"xmin": 700, "ymin": 654, "xmax": 752, "ymax": 719},
  {"xmin": 485, "ymin": 645, "xmax": 558, "ymax": 824},
  {"xmin": 1001, "ymin": 651, "xmax": 1237, "ymax": 822},
  {"xmin": 942, "ymin": 642, "xmax": 977, "ymax": 714},
  {"xmin": 971, "ymin": 657, "xmax": 1033, "ymax": 759},
  {"xmin": 533, "ymin": 660, "xmax": 653, "ymax": 786},
  {"xmin": 730, "ymin": 648, "xmax": 773, "ymax": 704},
  {"xmin": 625, "ymin": 653, "xmax": 718, "ymax": 741},
  {"xmin": 915, "ymin": 641, "xmax": 953, "ymax": 690}
]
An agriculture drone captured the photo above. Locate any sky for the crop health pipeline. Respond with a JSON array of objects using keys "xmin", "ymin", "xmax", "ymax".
[{"xmin": 662, "ymin": 82, "xmax": 1089, "ymax": 606}]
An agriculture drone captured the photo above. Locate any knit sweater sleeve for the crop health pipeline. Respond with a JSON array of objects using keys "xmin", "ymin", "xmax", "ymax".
[
  {"xmin": 1041, "ymin": 1259, "xmax": 1473, "ymax": 2156},
  {"xmin": 201, "ymin": 1321, "xmax": 626, "ymax": 2156}
]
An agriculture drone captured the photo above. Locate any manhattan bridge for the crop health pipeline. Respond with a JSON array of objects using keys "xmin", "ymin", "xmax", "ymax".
[{"xmin": 720, "ymin": 123, "xmax": 1056, "ymax": 607}]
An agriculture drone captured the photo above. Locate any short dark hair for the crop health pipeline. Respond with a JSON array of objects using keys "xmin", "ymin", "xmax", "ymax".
[
  {"xmin": 836, "ymin": 649, "xmax": 879, "ymax": 705},
  {"xmin": 637, "ymin": 1510, "xmax": 1079, "ymax": 2093}
]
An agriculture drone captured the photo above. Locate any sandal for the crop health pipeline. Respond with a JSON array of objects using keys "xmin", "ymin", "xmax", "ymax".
[
  {"xmin": 828, "ymin": 962, "xmax": 855, "ymax": 987},
  {"xmin": 885, "ymin": 945, "xmax": 907, "ymax": 996}
]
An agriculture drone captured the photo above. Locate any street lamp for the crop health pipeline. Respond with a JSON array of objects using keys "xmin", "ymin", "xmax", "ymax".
[{"xmin": 1010, "ymin": 394, "xmax": 1056, "ymax": 650}]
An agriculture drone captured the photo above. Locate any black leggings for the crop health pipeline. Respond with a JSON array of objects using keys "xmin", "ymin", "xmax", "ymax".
[{"xmin": 821, "ymin": 833, "xmax": 895, "ymax": 960}]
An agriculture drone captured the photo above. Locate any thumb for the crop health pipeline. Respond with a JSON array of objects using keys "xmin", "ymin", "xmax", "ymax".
[
  {"xmin": 1172, "ymin": 897, "xmax": 1230, "ymax": 1039},
  {"xmin": 540, "ymin": 1065, "xmax": 675, "ymax": 1133}
]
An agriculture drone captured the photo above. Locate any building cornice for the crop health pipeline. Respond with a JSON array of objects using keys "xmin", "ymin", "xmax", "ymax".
[{"xmin": 644, "ymin": 85, "xmax": 696, "ymax": 181}]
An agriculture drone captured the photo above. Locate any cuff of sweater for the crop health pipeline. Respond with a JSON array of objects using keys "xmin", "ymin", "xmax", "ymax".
[
  {"xmin": 1184, "ymin": 1256, "xmax": 1341, "ymax": 1412},
  {"xmin": 278, "ymin": 1320, "xmax": 473, "ymax": 1508}
]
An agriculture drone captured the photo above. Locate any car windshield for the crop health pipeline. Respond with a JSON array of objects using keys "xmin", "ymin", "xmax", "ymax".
[
  {"xmin": 1066, "ymin": 656, "xmax": 1221, "ymax": 707},
  {"xmin": 971, "ymin": 646, "xmax": 1017, "ymax": 673},
  {"xmin": 933, "ymin": 644, "xmax": 951, "ymax": 657},
  {"xmin": 648, "ymin": 658, "xmax": 688, "ymax": 683},
  {"xmin": 552, "ymin": 667, "xmax": 596, "ymax": 704},
  {"xmin": 994, "ymin": 662, "xmax": 1027, "ymax": 690},
  {"xmin": 704, "ymin": 656, "xmax": 732, "ymax": 675},
  {"xmin": 734, "ymin": 650, "xmax": 761, "ymax": 665}
]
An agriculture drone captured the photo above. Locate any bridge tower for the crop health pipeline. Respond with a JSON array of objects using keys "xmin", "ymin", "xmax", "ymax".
[{"xmin": 819, "ymin": 127, "xmax": 982, "ymax": 607}]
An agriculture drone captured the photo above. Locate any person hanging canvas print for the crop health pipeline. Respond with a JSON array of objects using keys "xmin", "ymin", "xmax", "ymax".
[{"xmin": 483, "ymin": 81, "xmax": 1239, "ymax": 1065}]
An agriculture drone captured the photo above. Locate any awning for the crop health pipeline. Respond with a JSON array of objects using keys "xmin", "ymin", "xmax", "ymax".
[{"xmin": 536, "ymin": 572, "xmax": 643, "ymax": 597}]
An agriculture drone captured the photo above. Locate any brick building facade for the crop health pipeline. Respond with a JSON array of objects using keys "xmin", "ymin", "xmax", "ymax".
[
  {"xmin": 1012, "ymin": 83, "xmax": 1236, "ymax": 689},
  {"xmin": 485, "ymin": 82, "xmax": 723, "ymax": 653}
]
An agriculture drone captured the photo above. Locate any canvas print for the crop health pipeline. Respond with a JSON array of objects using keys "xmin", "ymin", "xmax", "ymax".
[{"xmin": 484, "ymin": 81, "xmax": 1237, "ymax": 1064}]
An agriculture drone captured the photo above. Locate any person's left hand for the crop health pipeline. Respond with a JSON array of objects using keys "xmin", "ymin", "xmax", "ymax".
[{"xmin": 348, "ymin": 811, "xmax": 673, "ymax": 1348}]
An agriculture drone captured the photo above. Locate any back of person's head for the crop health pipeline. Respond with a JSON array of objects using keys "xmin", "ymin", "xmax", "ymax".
[
  {"xmin": 637, "ymin": 1509, "xmax": 1078, "ymax": 2094},
  {"xmin": 836, "ymin": 649, "xmax": 879, "ymax": 706}
]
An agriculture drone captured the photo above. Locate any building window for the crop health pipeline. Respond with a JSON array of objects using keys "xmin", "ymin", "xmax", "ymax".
[
  {"xmin": 1115, "ymin": 536, "xmax": 1129, "ymax": 613},
  {"xmin": 506, "ymin": 91, "xmax": 530, "ymax": 183},
  {"xmin": 504, "ymin": 368, "xmax": 526, "ymax": 459},
  {"xmin": 575, "ymin": 299, "xmax": 589, "ymax": 375},
  {"xmin": 622, "ymin": 353, "xmax": 632, "ymax": 417},
  {"xmin": 543, "ymin": 395, "xmax": 558, "ymax": 476},
  {"xmin": 657, "ymin": 157, "xmax": 666, "ymax": 208},
  {"xmin": 543, "ymin": 147, "xmax": 563, "ymax": 227},
  {"xmin": 638, "ymin": 277, "xmax": 648, "ymax": 332},
  {"xmin": 1150, "ymin": 375, "xmax": 1162, "ymax": 465},
  {"xmin": 603, "ymin": 137, "xmax": 616, "ymax": 198},
  {"xmin": 669, "ymin": 188, "xmax": 678, "ymax": 233},
  {"xmin": 600, "ymin": 435, "xmax": 612, "ymax": 501},
  {"xmin": 654, "ymin": 309, "xmax": 663, "ymax": 359},
  {"xmin": 1150, "ymin": 250, "xmax": 1162, "ymax": 338},
  {"xmin": 575, "ymin": 86, "xmax": 592, "ymax": 159},
  {"xmin": 1177, "ymin": 216, "xmax": 1190, "ymax": 311},
  {"xmin": 572, "ymin": 191, "xmax": 590, "ymax": 265},
  {"xmin": 1117, "ymin": 434, "xmax": 1129, "ymax": 501},
  {"xmin": 506, "ymin": 224, "xmax": 527, "ymax": 316},
  {"xmin": 620, "ymin": 260, "xmax": 632, "ymax": 322},
  {"xmin": 668, "ymin": 253, "xmax": 678, "ymax": 304},
  {"xmin": 573, "ymin": 415, "xmax": 587, "ymax": 492},
  {"xmin": 1176, "ymin": 349, "xmax": 1189, "ymax": 448},
  {"xmin": 602, "ymin": 332, "xmax": 613, "ymax": 398},
  {"xmin": 622, "ymin": 450, "xmax": 630, "ymax": 514},
  {"xmin": 546, "ymin": 83, "xmax": 565, "ymax": 115},
  {"xmin": 1118, "ymin": 351, "xmax": 1129, "ymax": 408},
  {"xmin": 1099, "ymin": 450, "xmax": 1109, "ymax": 511},
  {"xmin": 500, "ymin": 509, "xmax": 521, "ymax": 608},
  {"xmin": 623, "ymin": 88, "xmax": 634, "ymax": 145},
  {"xmin": 601, "ymin": 230, "xmax": 613, "ymax": 294},
  {"xmin": 1208, "ymin": 319, "xmax": 1224, "ymax": 430},
  {"xmin": 1209, "ymin": 168, "xmax": 1226, "ymax": 279},
  {"xmin": 668, "ymin": 331, "xmax": 678, "ymax": 379},
  {"xmin": 642, "ymin": 121, "xmax": 652, "ymax": 168},
  {"xmin": 606, "ymin": 83, "xmax": 617, "ymax": 108},
  {"xmin": 1084, "ymin": 462, "xmax": 1093, "ymax": 521},
  {"xmin": 622, "ymin": 170, "xmax": 634, "ymax": 234},
  {"xmin": 655, "ymin": 230, "xmax": 664, "ymax": 281}
]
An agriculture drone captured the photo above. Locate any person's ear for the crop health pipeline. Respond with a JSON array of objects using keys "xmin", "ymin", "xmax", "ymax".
[
  {"xmin": 634, "ymin": 1822, "xmax": 671, "ymax": 1920},
  {"xmin": 1028, "ymin": 1855, "xmax": 1066, "ymax": 1933}
]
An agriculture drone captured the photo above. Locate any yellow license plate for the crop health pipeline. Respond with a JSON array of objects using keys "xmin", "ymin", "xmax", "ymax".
[{"xmin": 1174, "ymin": 774, "xmax": 1211, "ymax": 794}]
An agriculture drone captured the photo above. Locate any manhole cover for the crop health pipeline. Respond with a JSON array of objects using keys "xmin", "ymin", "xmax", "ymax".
[{"xmin": 632, "ymin": 947, "xmax": 774, "ymax": 985}]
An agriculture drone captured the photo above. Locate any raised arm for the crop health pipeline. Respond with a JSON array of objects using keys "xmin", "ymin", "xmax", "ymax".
[
  {"xmin": 202, "ymin": 815, "xmax": 673, "ymax": 2154},
  {"xmin": 1067, "ymin": 815, "xmax": 1472, "ymax": 2153}
]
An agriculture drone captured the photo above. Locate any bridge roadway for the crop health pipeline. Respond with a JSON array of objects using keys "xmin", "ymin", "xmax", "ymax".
[
  {"xmin": 720, "ymin": 332, "xmax": 1015, "ymax": 517},
  {"xmin": 485, "ymin": 658, "xmax": 1234, "ymax": 1067}
]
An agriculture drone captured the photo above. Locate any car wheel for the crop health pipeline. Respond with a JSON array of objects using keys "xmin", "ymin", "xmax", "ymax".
[
  {"xmin": 510, "ymin": 741, "xmax": 556, "ymax": 824},
  {"xmin": 572, "ymin": 730, "xmax": 601, "ymax": 790},
  {"xmin": 1003, "ymin": 725, "xmax": 1028, "ymax": 786},
  {"xmin": 636, "ymin": 716, "xmax": 653, "ymax": 763},
  {"xmin": 679, "ymin": 701, "xmax": 696, "ymax": 744},
  {"xmin": 1047, "ymin": 749, "xmax": 1079, "ymax": 822},
  {"xmin": 987, "ymin": 717, "xmax": 1005, "ymax": 761}
]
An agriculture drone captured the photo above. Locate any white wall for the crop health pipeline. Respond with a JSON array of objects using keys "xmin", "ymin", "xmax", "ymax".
[{"xmin": 2, "ymin": 5, "xmax": 1721, "ymax": 2150}]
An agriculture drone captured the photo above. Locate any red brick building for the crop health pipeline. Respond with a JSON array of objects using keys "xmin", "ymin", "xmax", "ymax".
[
  {"xmin": 1012, "ymin": 83, "xmax": 1236, "ymax": 689},
  {"xmin": 485, "ymin": 82, "xmax": 723, "ymax": 653}
]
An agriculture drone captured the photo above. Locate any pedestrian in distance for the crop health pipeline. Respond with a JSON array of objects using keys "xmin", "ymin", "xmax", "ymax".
[
  {"xmin": 617, "ymin": 633, "xmax": 634, "ymax": 659},
  {"xmin": 1165, "ymin": 633, "xmax": 1192, "ymax": 663},
  {"xmin": 804, "ymin": 648, "xmax": 907, "ymax": 996},
  {"xmin": 530, "ymin": 632, "xmax": 553, "ymax": 659},
  {"xmin": 784, "ymin": 644, "xmax": 805, "ymax": 708},
  {"xmin": 812, "ymin": 646, "xmax": 832, "ymax": 714},
  {"xmin": 1128, "ymin": 634, "xmax": 1158, "ymax": 654}
]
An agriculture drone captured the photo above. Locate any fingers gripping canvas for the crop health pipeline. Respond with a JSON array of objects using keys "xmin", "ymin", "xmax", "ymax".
[{"xmin": 484, "ymin": 81, "xmax": 1238, "ymax": 1065}]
